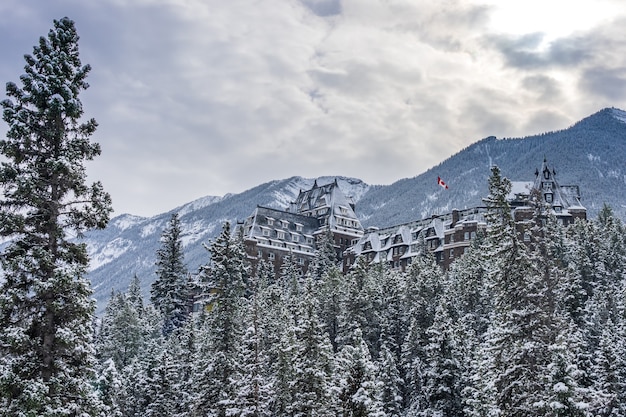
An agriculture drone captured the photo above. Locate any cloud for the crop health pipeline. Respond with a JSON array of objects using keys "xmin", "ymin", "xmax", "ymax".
[
  {"xmin": 301, "ymin": 0, "xmax": 342, "ymax": 17},
  {"xmin": 1, "ymin": 0, "xmax": 626, "ymax": 216},
  {"xmin": 580, "ymin": 67, "xmax": 626, "ymax": 101}
]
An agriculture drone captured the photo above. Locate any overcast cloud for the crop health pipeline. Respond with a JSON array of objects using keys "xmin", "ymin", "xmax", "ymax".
[{"xmin": 1, "ymin": 0, "xmax": 625, "ymax": 216}]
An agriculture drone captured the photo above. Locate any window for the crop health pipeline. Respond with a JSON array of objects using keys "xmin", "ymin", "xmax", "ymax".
[
  {"xmin": 449, "ymin": 234, "xmax": 454, "ymax": 243},
  {"xmin": 292, "ymin": 234, "xmax": 299, "ymax": 242},
  {"xmin": 545, "ymin": 193, "xmax": 553, "ymax": 203},
  {"xmin": 268, "ymin": 253, "xmax": 275, "ymax": 260},
  {"xmin": 471, "ymin": 231, "xmax": 477, "ymax": 239},
  {"xmin": 267, "ymin": 218, "xmax": 274, "ymax": 226},
  {"xmin": 464, "ymin": 231, "xmax": 470, "ymax": 241},
  {"xmin": 296, "ymin": 223, "xmax": 303, "ymax": 232},
  {"xmin": 281, "ymin": 220, "xmax": 289, "ymax": 228},
  {"xmin": 298, "ymin": 257, "xmax": 304, "ymax": 265},
  {"xmin": 523, "ymin": 232, "xmax": 531, "ymax": 242},
  {"xmin": 277, "ymin": 231, "xmax": 285, "ymax": 239},
  {"xmin": 449, "ymin": 249, "xmax": 454, "ymax": 259},
  {"xmin": 262, "ymin": 228, "xmax": 270, "ymax": 237}
]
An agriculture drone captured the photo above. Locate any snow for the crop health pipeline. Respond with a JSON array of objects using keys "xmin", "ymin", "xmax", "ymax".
[
  {"xmin": 88, "ymin": 237, "xmax": 133, "ymax": 271},
  {"xmin": 177, "ymin": 195, "xmax": 223, "ymax": 217},
  {"xmin": 140, "ymin": 222, "xmax": 160, "ymax": 238},
  {"xmin": 612, "ymin": 108, "xmax": 626, "ymax": 123},
  {"xmin": 111, "ymin": 214, "xmax": 147, "ymax": 231}
]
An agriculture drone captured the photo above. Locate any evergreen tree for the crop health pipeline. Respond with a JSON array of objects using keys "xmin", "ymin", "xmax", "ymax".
[
  {"xmin": 96, "ymin": 286, "xmax": 145, "ymax": 369},
  {"xmin": 94, "ymin": 359, "xmax": 123, "ymax": 417},
  {"xmin": 233, "ymin": 276, "xmax": 274, "ymax": 417},
  {"xmin": 479, "ymin": 165, "xmax": 561, "ymax": 416},
  {"xmin": 311, "ymin": 228, "xmax": 338, "ymax": 278},
  {"xmin": 378, "ymin": 267, "xmax": 407, "ymax": 364},
  {"xmin": 289, "ymin": 276, "xmax": 337, "ymax": 416},
  {"xmin": 335, "ymin": 329, "xmax": 385, "ymax": 417},
  {"xmin": 0, "ymin": 17, "xmax": 112, "ymax": 416},
  {"xmin": 337, "ymin": 257, "xmax": 383, "ymax": 356},
  {"xmin": 317, "ymin": 264, "xmax": 345, "ymax": 352},
  {"xmin": 417, "ymin": 300, "xmax": 464, "ymax": 417},
  {"xmin": 151, "ymin": 213, "xmax": 190, "ymax": 336},
  {"xmin": 401, "ymin": 253, "xmax": 444, "ymax": 409},
  {"xmin": 377, "ymin": 342, "xmax": 404, "ymax": 417},
  {"xmin": 193, "ymin": 222, "xmax": 249, "ymax": 417}
]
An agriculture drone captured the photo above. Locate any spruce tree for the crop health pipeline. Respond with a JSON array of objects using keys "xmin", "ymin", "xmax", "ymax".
[
  {"xmin": 0, "ymin": 17, "xmax": 112, "ymax": 416},
  {"xmin": 151, "ymin": 212, "xmax": 190, "ymax": 336},
  {"xmin": 193, "ymin": 221, "xmax": 249, "ymax": 417},
  {"xmin": 289, "ymin": 275, "xmax": 337, "ymax": 416},
  {"xmin": 335, "ymin": 329, "xmax": 385, "ymax": 417}
]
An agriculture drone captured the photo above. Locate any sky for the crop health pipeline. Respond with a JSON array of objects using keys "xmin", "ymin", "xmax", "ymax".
[{"xmin": 1, "ymin": 0, "xmax": 625, "ymax": 217}]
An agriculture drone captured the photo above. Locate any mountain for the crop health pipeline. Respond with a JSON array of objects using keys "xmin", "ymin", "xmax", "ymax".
[
  {"xmin": 85, "ymin": 176, "xmax": 369, "ymax": 312},
  {"xmin": 84, "ymin": 107, "xmax": 626, "ymax": 312},
  {"xmin": 357, "ymin": 107, "xmax": 626, "ymax": 228}
]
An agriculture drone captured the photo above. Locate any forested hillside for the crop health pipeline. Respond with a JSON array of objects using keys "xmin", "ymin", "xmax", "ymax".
[
  {"xmin": 83, "ymin": 108, "xmax": 626, "ymax": 312},
  {"xmin": 94, "ymin": 168, "xmax": 626, "ymax": 416},
  {"xmin": 358, "ymin": 107, "xmax": 626, "ymax": 228}
]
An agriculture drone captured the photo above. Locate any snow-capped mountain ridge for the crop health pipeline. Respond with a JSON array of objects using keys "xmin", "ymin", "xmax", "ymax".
[{"xmin": 84, "ymin": 107, "xmax": 626, "ymax": 312}]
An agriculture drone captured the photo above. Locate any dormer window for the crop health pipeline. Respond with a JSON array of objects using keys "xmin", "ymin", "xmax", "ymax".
[
  {"xmin": 277, "ymin": 231, "xmax": 285, "ymax": 239},
  {"xmin": 266, "ymin": 217, "xmax": 274, "ymax": 226},
  {"xmin": 545, "ymin": 193, "xmax": 553, "ymax": 203},
  {"xmin": 543, "ymin": 168, "xmax": 550, "ymax": 180},
  {"xmin": 281, "ymin": 220, "xmax": 289, "ymax": 229},
  {"xmin": 295, "ymin": 223, "xmax": 303, "ymax": 232}
]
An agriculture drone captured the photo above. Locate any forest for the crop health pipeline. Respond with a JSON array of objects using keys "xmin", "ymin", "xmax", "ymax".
[
  {"xmin": 94, "ymin": 167, "xmax": 626, "ymax": 417},
  {"xmin": 2, "ymin": 16, "xmax": 626, "ymax": 417}
]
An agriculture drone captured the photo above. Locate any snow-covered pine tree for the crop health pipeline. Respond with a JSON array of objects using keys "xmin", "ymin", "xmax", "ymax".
[
  {"xmin": 337, "ymin": 257, "xmax": 383, "ymax": 357},
  {"xmin": 377, "ymin": 342, "xmax": 404, "ymax": 417},
  {"xmin": 311, "ymin": 228, "xmax": 338, "ymax": 278},
  {"xmin": 192, "ymin": 221, "xmax": 249, "ymax": 417},
  {"xmin": 233, "ymin": 273, "xmax": 274, "ymax": 417},
  {"xmin": 289, "ymin": 275, "xmax": 337, "ymax": 416},
  {"xmin": 94, "ymin": 359, "xmax": 123, "ymax": 417},
  {"xmin": 97, "ymin": 290, "xmax": 144, "ymax": 369},
  {"xmin": 316, "ymin": 262, "xmax": 345, "ymax": 352},
  {"xmin": 401, "ymin": 252, "xmax": 444, "ymax": 410},
  {"xmin": 0, "ymin": 17, "xmax": 112, "ymax": 416},
  {"xmin": 151, "ymin": 212, "xmax": 190, "ymax": 336},
  {"xmin": 335, "ymin": 329, "xmax": 385, "ymax": 417},
  {"xmin": 479, "ymin": 165, "xmax": 560, "ymax": 415},
  {"xmin": 416, "ymin": 299, "xmax": 464, "ymax": 417},
  {"xmin": 378, "ymin": 267, "xmax": 407, "ymax": 365}
]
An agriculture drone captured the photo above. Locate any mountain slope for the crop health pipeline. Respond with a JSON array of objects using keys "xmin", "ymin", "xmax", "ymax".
[
  {"xmin": 85, "ymin": 107, "xmax": 626, "ymax": 312},
  {"xmin": 356, "ymin": 107, "xmax": 626, "ymax": 228},
  {"xmin": 85, "ymin": 176, "xmax": 368, "ymax": 312}
]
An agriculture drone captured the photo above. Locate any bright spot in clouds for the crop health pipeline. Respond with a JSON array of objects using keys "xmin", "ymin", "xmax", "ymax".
[{"xmin": 485, "ymin": 0, "xmax": 621, "ymax": 44}]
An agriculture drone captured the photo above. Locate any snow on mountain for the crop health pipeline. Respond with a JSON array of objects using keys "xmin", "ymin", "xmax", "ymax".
[
  {"xmin": 84, "ymin": 107, "xmax": 626, "ymax": 313},
  {"xmin": 84, "ymin": 176, "xmax": 370, "ymax": 313},
  {"xmin": 612, "ymin": 107, "xmax": 626, "ymax": 123},
  {"xmin": 110, "ymin": 214, "xmax": 148, "ymax": 231}
]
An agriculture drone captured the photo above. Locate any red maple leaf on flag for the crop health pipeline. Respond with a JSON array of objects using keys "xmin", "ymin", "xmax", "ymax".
[{"xmin": 437, "ymin": 176, "xmax": 449, "ymax": 190}]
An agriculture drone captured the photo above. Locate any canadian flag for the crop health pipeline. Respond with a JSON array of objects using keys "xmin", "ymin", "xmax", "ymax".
[{"xmin": 437, "ymin": 176, "xmax": 449, "ymax": 189}]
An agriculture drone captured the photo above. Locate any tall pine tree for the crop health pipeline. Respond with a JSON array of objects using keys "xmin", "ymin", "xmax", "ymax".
[
  {"xmin": 0, "ymin": 17, "xmax": 112, "ymax": 416},
  {"xmin": 151, "ymin": 212, "xmax": 190, "ymax": 336}
]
